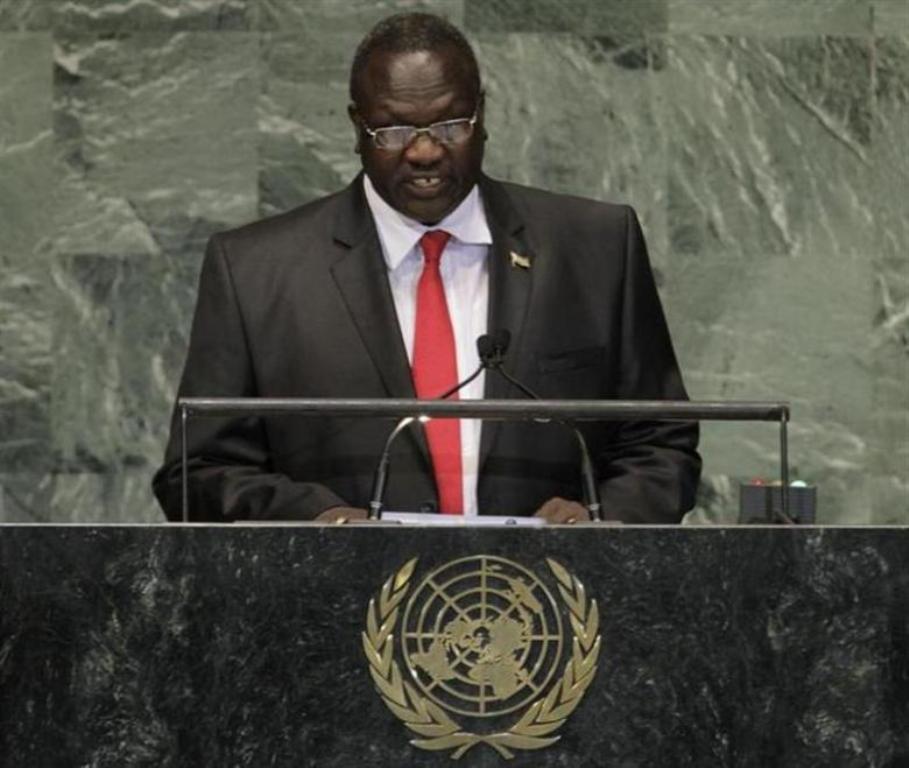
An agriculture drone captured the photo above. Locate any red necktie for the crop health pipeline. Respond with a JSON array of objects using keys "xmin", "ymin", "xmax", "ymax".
[{"xmin": 412, "ymin": 230, "xmax": 462, "ymax": 514}]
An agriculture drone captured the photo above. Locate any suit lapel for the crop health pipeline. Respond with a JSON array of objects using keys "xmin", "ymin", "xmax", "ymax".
[
  {"xmin": 478, "ymin": 176, "xmax": 534, "ymax": 471},
  {"xmin": 330, "ymin": 178, "xmax": 414, "ymax": 398},
  {"xmin": 329, "ymin": 178, "xmax": 432, "ymax": 468}
]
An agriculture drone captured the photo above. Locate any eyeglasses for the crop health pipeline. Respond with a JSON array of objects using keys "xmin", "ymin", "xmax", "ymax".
[{"xmin": 360, "ymin": 110, "xmax": 479, "ymax": 151}]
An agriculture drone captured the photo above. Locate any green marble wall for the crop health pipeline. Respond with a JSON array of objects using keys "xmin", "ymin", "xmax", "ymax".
[{"xmin": 0, "ymin": 0, "xmax": 906, "ymax": 523}]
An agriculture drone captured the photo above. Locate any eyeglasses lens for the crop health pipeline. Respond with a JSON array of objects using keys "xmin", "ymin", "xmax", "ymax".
[
  {"xmin": 373, "ymin": 119, "xmax": 473, "ymax": 150},
  {"xmin": 434, "ymin": 121, "xmax": 471, "ymax": 144},
  {"xmin": 374, "ymin": 128, "xmax": 411, "ymax": 150}
]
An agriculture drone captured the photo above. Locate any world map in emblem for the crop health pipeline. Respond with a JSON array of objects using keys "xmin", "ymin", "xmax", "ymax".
[{"xmin": 400, "ymin": 555, "xmax": 564, "ymax": 717}]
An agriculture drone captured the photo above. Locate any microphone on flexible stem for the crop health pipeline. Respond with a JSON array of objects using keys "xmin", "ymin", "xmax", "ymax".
[
  {"xmin": 368, "ymin": 416, "xmax": 422, "ymax": 519},
  {"xmin": 480, "ymin": 331, "xmax": 603, "ymax": 522},
  {"xmin": 368, "ymin": 329, "xmax": 603, "ymax": 521},
  {"xmin": 368, "ymin": 339, "xmax": 492, "ymax": 520}
]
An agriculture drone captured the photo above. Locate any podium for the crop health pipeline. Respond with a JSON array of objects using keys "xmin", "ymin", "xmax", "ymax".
[{"xmin": 0, "ymin": 524, "xmax": 905, "ymax": 766}]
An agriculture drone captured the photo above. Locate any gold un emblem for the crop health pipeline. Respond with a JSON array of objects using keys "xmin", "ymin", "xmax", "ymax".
[{"xmin": 362, "ymin": 556, "xmax": 601, "ymax": 760}]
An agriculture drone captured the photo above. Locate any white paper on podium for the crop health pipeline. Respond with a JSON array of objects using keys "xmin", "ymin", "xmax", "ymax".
[{"xmin": 382, "ymin": 512, "xmax": 546, "ymax": 527}]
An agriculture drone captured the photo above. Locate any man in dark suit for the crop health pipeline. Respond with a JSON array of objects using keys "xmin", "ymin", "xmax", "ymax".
[{"xmin": 153, "ymin": 12, "xmax": 700, "ymax": 524}]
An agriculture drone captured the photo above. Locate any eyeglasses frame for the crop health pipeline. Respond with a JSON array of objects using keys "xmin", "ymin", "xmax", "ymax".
[{"xmin": 358, "ymin": 107, "xmax": 480, "ymax": 151}]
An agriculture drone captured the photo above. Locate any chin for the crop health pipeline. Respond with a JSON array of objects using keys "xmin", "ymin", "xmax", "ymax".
[{"xmin": 405, "ymin": 200, "xmax": 454, "ymax": 226}]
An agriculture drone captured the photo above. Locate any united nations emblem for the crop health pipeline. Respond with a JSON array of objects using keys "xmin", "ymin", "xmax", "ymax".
[{"xmin": 362, "ymin": 556, "xmax": 601, "ymax": 760}]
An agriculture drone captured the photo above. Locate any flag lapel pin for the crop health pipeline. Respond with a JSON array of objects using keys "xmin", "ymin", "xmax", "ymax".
[{"xmin": 509, "ymin": 251, "xmax": 531, "ymax": 270}]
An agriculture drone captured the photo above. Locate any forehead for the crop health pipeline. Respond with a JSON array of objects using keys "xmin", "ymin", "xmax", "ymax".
[{"xmin": 359, "ymin": 46, "xmax": 474, "ymax": 117}]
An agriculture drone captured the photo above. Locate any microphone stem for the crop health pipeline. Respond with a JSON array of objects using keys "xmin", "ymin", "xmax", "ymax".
[
  {"xmin": 369, "ymin": 362, "xmax": 487, "ymax": 519},
  {"xmin": 496, "ymin": 366, "xmax": 541, "ymax": 400},
  {"xmin": 579, "ymin": 445, "xmax": 603, "ymax": 520},
  {"xmin": 369, "ymin": 416, "xmax": 417, "ymax": 519},
  {"xmin": 438, "ymin": 362, "xmax": 484, "ymax": 400},
  {"xmin": 494, "ymin": 363, "xmax": 603, "ymax": 521}
]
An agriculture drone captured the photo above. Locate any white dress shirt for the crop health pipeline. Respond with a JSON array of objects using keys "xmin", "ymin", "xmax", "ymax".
[{"xmin": 363, "ymin": 175, "xmax": 491, "ymax": 516}]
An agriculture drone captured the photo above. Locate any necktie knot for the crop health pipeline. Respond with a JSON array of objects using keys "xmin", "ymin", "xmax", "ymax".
[{"xmin": 419, "ymin": 230, "xmax": 451, "ymax": 266}]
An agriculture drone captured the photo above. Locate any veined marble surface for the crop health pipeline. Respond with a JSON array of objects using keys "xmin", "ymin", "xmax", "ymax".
[
  {"xmin": 0, "ymin": 526, "xmax": 906, "ymax": 766},
  {"xmin": 0, "ymin": 0, "xmax": 906, "ymax": 522}
]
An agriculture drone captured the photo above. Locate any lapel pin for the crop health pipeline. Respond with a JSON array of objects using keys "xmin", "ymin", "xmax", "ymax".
[{"xmin": 509, "ymin": 251, "xmax": 531, "ymax": 270}]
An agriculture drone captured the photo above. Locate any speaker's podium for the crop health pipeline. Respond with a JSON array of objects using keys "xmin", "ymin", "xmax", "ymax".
[{"xmin": 0, "ymin": 400, "xmax": 904, "ymax": 767}]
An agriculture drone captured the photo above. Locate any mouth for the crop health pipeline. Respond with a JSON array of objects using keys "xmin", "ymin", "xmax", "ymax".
[{"xmin": 402, "ymin": 175, "xmax": 451, "ymax": 199}]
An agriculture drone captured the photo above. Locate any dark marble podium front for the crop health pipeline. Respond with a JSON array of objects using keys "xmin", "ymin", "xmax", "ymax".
[{"xmin": 0, "ymin": 525, "xmax": 906, "ymax": 767}]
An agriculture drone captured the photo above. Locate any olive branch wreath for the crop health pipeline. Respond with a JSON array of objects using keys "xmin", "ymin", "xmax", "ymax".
[{"xmin": 361, "ymin": 557, "xmax": 601, "ymax": 760}]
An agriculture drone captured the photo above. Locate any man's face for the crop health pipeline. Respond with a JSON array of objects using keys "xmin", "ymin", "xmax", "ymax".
[{"xmin": 349, "ymin": 46, "xmax": 485, "ymax": 225}]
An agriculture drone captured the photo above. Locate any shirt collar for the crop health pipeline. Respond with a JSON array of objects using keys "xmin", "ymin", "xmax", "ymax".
[{"xmin": 363, "ymin": 174, "xmax": 493, "ymax": 272}]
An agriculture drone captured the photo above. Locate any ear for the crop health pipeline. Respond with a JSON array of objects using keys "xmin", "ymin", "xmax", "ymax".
[
  {"xmin": 348, "ymin": 103, "xmax": 362, "ymax": 154},
  {"xmin": 476, "ymin": 91, "xmax": 488, "ymax": 141}
]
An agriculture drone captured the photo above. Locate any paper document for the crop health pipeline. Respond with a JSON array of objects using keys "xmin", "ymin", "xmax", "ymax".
[{"xmin": 382, "ymin": 512, "xmax": 546, "ymax": 527}]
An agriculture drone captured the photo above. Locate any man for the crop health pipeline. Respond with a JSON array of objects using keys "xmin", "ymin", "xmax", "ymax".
[{"xmin": 152, "ymin": 12, "xmax": 700, "ymax": 524}]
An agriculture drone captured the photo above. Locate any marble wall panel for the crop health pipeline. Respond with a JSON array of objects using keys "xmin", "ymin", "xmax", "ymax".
[
  {"xmin": 668, "ymin": 0, "xmax": 873, "ymax": 36},
  {"xmin": 0, "ymin": 33, "xmax": 53, "ymax": 473},
  {"xmin": 662, "ymin": 36, "xmax": 877, "ymax": 522},
  {"xmin": 51, "ymin": 0, "xmax": 255, "ymax": 34},
  {"xmin": 261, "ymin": 0, "xmax": 463, "ymax": 32},
  {"xmin": 49, "ymin": 254, "xmax": 196, "ymax": 473},
  {"xmin": 0, "ymin": 255, "xmax": 195, "ymax": 522},
  {"xmin": 0, "ymin": 33, "xmax": 53, "ymax": 270},
  {"xmin": 476, "ymin": 32, "xmax": 668, "ymax": 259},
  {"xmin": 0, "ymin": 469, "xmax": 159, "ymax": 522},
  {"xmin": 0, "ymin": 270, "xmax": 50, "ymax": 473},
  {"xmin": 4, "ymin": 28, "xmax": 264, "ymax": 522},
  {"xmin": 0, "ymin": 0, "xmax": 49, "ymax": 30},
  {"xmin": 465, "ymin": 0, "xmax": 667, "ymax": 36},
  {"xmin": 258, "ymin": 30, "xmax": 361, "ymax": 217},
  {"xmin": 874, "ymin": 0, "xmax": 909, "ymax": 35},
  {"xmin": 871, "ymin": 35, "xmax": 909, "ymax": 523},
  {"xmin": 53, "ymin": 31, "xmax": 259, "ymax": 255}
]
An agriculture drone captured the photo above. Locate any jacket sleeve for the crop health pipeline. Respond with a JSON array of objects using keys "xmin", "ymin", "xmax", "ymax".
[
  {"xmin": 594, "ymin": 206, "xmax": 701, "ymax": 523},
  {"xmin": 152, "ymin": 234, "xmax": 349, "ymax": 521}
]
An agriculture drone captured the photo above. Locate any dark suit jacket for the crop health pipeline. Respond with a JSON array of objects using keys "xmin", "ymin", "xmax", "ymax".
[{"xmin": 152, "ymin": 175, "xmax": 700, "ymax": 522}]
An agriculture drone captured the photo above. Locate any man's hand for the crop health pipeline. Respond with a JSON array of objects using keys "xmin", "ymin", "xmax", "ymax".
[
  {"xmin": 533, "ymin": 497, "xmax": 591, "ymax": 524},
  {"xmin": 315, "ymin": 506, "xmax": 370, "ymax": 523}
]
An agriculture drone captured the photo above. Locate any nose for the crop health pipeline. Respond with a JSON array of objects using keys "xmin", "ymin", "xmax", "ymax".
[{"xmin": 403, "ymin": 131, "xmax": 445, "ymax": 165}]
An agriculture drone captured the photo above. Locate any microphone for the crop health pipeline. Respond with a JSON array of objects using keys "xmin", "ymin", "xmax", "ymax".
[
  {"xmin": 368, "ymin": 336, "xmax": 494, "ymax": 519},
  {"xmin": 368, "ymin": 330, "xmax": 603, "ymax": 521},
  {"xmin": 480, "ymin": 331, "xmax": 604, "ymax": 522},
  {"xmin": 477, "ymin": 329, "xmax": 510, "ymax": 368}
]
